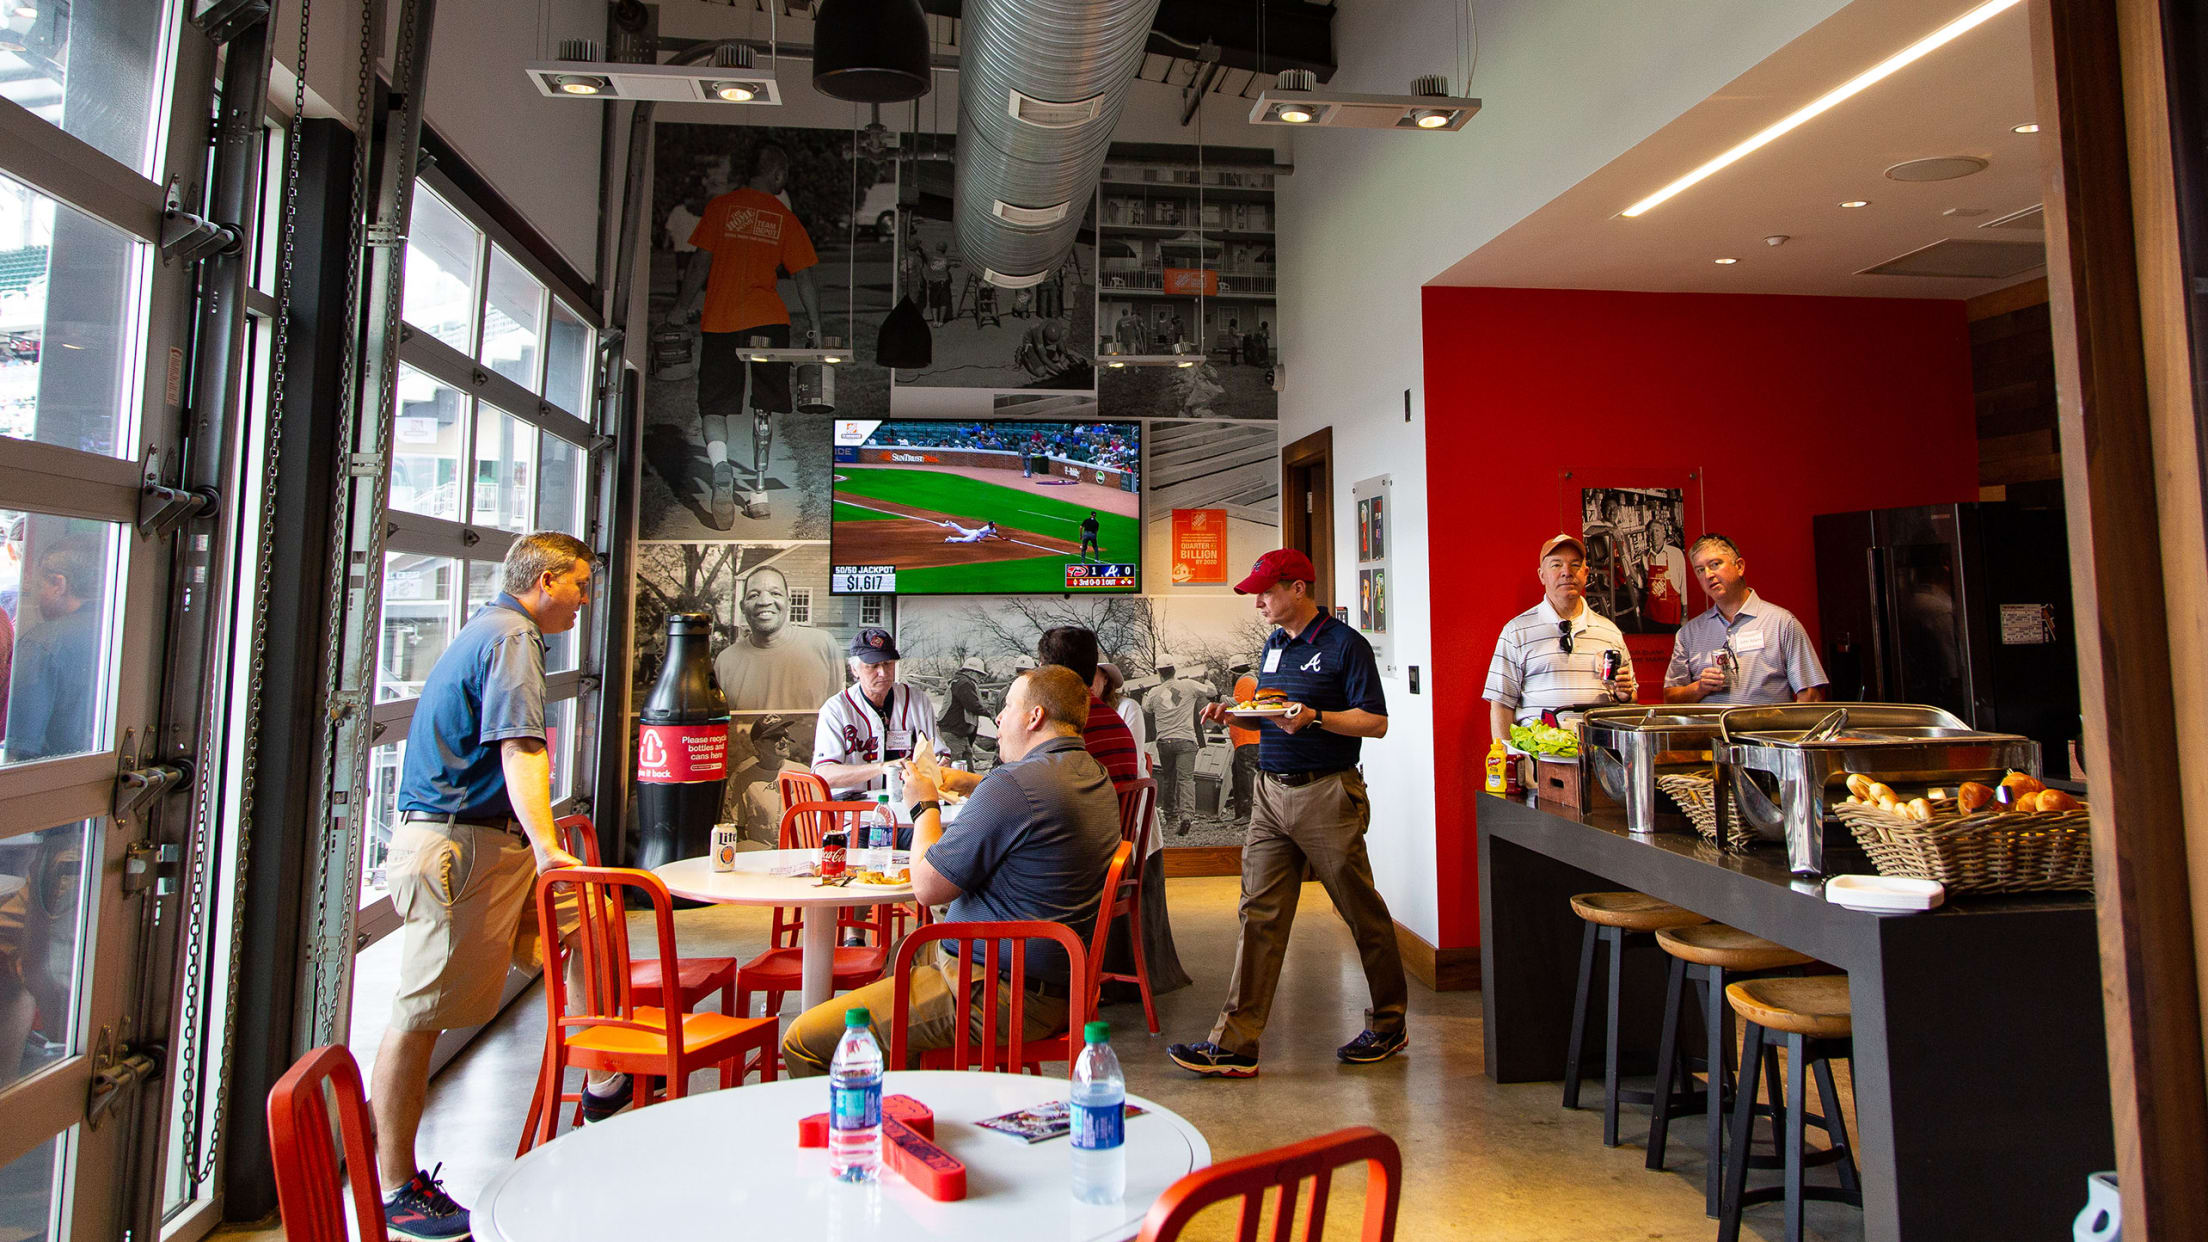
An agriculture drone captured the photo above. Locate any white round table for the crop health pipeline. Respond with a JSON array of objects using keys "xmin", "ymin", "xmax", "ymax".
[
  {"xmin": 656, "ymin": 850, "xmax": 916, "ymax": 1011},
  {"xmin": 472, "ymin": 1070, "xmax": 1210, "ymax": 1242}
]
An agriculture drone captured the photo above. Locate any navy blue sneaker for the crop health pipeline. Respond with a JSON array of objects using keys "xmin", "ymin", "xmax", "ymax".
[
  {"xmin": 1337, "ymin": 1028, "xmax": 1409, "ymax": 1064},
  {"xmin": 383, "ymin": 1164, "xmax": 470, "ymax": 1240},
  {"xmin": 579, "ymin": 1073, "xmax": 632, "ymax": 1124},
  {"xmin": 1167, "ymin": 1040, "xmax": 1259, "ymax": 1078}
]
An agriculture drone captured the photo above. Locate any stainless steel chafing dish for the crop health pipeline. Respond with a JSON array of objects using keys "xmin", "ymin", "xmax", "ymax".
[
  {"xmin": 1714, "ymin": 702, "xmax": 2041, "ymax": 877},
  {"xmin": 1579, "ymin": 705, "xmax": 1732, "ymax": 834}
]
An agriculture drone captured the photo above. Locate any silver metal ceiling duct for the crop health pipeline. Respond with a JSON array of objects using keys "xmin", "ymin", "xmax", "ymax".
[{"xmin": 954, "ymin": 0, "xmax": 1162, "ymax": 288}]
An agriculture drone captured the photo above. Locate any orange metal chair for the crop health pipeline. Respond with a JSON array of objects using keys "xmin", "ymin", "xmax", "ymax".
[
  {"xmin": 1104, "ymin": 778, "xmax": 1162, "ymax": 1032},
  {"xmin": 733, "ymin": 801, "xmax": 898, "ymax": 1024},
  {"xmin": 776, "ymin": 769, "xmax": 832, "ymax": 810},
  {"xmin": 518, "ymin": 865, "xmax": 781, "ymax": 1153},
  {"xmin": 267, "ymin": 1045, "xmax": 388, "ymax": 1242},
  {"xmin": 555, "ymin": 812, "xmax": 736, "ymax": 1018},
  {"xmin": 890, "ymin": 918, "xmax": 1091, "ymax": 1074},
  {"xmin": 1138, "ymin": 1126, "xmax": 1404, "ymax": 1242}
]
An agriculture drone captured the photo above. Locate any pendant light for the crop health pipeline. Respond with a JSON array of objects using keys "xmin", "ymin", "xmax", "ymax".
[{"xmin": 812, "ymin": 0, "xmax": 931, "ymax": 104}]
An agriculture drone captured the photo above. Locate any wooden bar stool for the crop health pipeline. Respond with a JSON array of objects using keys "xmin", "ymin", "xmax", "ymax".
[
  {"xmin": 1562, "ymin": 892, "xmax": 1709, "ymax": 1147},
  {"xmin": 1718, "ymin": 976, "xmax": 1863, "ymax": 1242},
  {"xmin": 1647, "ymin": 924, "xmax": 1813, "ymax": 1215}
]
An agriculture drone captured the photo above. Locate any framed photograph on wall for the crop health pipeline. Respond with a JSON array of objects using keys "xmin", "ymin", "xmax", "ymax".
[{"xmin": 1559, "ymin": 467, "xmax": 1705, "ymax": 661}]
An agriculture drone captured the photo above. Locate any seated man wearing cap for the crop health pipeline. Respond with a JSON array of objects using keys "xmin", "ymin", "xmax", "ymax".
[
  {"xmin": 1484, "ymin": 533, "xmax": 1639, "ymax": 744},
  {"xmin": 780, "ymin": 666, "xmax": 1121, "ymax": 1076},
  {"xmin": 812, "ymin": 626, "xmax": 950, "ymax": 799}
]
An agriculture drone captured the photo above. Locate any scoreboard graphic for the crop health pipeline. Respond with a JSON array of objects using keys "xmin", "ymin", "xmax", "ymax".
[{"xmin": 1064, "ymin": 563, "xmax": 1137, "ymax": 590}]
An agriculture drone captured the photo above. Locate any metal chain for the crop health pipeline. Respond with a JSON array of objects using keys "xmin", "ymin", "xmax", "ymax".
[
  {"xmin": 303, "ymin": 0, "xmax": 384, "ymax": 1040},
  {"xmin": 173, "ymin": 0, "xmax": 318, "ymax": 1190}
]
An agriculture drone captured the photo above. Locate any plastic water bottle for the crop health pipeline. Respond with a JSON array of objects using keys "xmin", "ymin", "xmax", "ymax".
[
  {"xmin": 864, "ymin": 818, "xmax": 893, "ymax": 872},
  {"xmin": 1069, "ymin": 1021, "xmax": 1126, "ymax": 1204},
  {"xmin": 828, "ymin": 1008, "xmax": 883, "ymax": 1182}
]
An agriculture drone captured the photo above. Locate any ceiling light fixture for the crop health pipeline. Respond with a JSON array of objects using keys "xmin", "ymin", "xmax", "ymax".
[
  {"xmin": 2012, "ymin": 122, "xmax": 2040, "ymax": 133},
  {"xmin": 552, "ymin": 73, "xmax": 606, "ymax": 95},
  {"xmin": 711, "ymin": 81, "xmax": 758, "ymax": 102},
  {"xmin": 528, "ymin": 39, "xmax": 783, "ymax": 104},
  {"xmin": 1714, "ymin": 257, "xmax": 1739, "ymax": 265},
  {"xmin": 812, "ymin": 0, "xmax": 931, "ymax": 103},
  {"xmin": 1620, "ymin": 0, "xmax": 2022, "ymax": 217},
  {"xmin": 1840, "ymin": 200, "xmax": 1870, "ymax": 208},
  {"xmin": 1250, "ymin": 69, "xmax": 1480, "ymax": 131}
]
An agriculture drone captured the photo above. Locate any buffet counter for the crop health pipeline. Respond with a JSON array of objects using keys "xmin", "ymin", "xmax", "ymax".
[{"xmin": 1476, "ymin": 794, "xmax": 2112, "ymax": 1241}]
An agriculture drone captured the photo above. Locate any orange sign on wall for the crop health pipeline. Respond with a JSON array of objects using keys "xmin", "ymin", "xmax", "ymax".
[
  {"xmin": 1171, "ymin": 508, "xmax": 1228, "ymax": 584},
  {"xmin": 1162, "ymin": 267, "xmax": 1219, "ymax": 296}
]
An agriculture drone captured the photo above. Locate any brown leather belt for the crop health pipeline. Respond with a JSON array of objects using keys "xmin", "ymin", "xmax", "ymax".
[{"xmin": 403, "ymin": 811, "xmax": 524, "ymax": 835}]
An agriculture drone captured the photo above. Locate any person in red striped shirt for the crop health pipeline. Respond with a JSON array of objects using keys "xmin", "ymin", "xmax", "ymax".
[{"xmin": 1038, "ymin": 625, "xmax": 1139, "ymax": 785}]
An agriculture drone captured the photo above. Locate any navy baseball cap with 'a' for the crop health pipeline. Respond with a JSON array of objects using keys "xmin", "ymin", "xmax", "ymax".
[
  {"xmin": 848, "ymin": 627, "xmax": 901, "ymax": 662},
  {"xmin": 1235, "ymin": 548, "xmax": 1317, "ymax": 595}
]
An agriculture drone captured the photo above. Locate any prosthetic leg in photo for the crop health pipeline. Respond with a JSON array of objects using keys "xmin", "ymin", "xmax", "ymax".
[{"xmin": 697, "ymin": 325, "xmax": 793, "ymax": 529}]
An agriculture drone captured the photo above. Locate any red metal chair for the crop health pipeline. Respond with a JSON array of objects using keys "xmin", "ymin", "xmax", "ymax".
[
  {"xmin": 1138, "ymin": 1126, "xmax": 1404, "ymax": 1242},
  {"xmin": 777, "ymin": 769, "xmax": 832, "ymax": 810},
  {"xmin": 890, "ymin": 918, "xmax": 1091, "ymax": 1074},
  {"xmin": 556, "ymin": 813, "xmax": 736, "ymax": 1019},
  {"xmin": 733, "ymin": 801, "xmax": 898, "ymax": 1026},
  {"xmin": 267, "ymin": 1045, "xmax": 387, "ymax": 1242},
  {"xmin": 1104, "ymin": 778, "xmax": 1161, "ymax": 1032},
  {"xmin": 518, "ymin": 866, "xmax": 781, "ymax": 1153}
]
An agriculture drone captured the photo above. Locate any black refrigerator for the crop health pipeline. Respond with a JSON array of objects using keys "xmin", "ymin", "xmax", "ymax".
[{"xmin": 1812, "ymin": 500, "xmax": 2082, "ymax": 778}]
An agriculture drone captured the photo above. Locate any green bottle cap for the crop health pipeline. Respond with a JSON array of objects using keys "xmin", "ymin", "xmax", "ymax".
[
  {"xmin": 845, "ymin": 1007, "xmax": 871, "ymax": 1027},
  {"xmin": 1084, "ymin": 1020, "xmax": 1110, "ymax": 1043}
]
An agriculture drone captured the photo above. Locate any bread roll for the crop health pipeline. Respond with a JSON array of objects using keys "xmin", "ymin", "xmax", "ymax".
[
  {"xmin": 2000, "ymin": 771, "xmax": 2045, "ymax": 797},
  {"xmin": 2038, "ymin": 790, "xmax": 2081, "ymax": 813},
  {"xmin": 1958, "ymin": 781, "xmax": 1995, "ymax": 813},
  {"xmin": 1847, "ymin": 773, "xmax": 1875, "ymax": 800},
  {"xmin": 1905, "ymin": 797, "xmax": 1933, "ymax": 821},
  {"xmin": 1866, "ymin": 782, "xmax": 1896, "ymax": 804}
]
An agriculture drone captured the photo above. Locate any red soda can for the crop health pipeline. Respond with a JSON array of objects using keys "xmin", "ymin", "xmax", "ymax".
[
  {"xmin": 1601, "ymin": 649, "xmax": 1621, "ymax": 681},
  {"xmin": 820, "ymin": 829, "xmax": 848, "ymax": 877}
]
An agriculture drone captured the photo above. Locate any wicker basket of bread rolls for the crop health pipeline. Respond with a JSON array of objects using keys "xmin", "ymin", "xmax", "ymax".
[
  {"xmin": 1657, "ymin": 772, "xmax": 1755, "ymax": 852},
  {"xmin": 1830, "ymin": 772, "xmax": 2094, "ymax": 893}
]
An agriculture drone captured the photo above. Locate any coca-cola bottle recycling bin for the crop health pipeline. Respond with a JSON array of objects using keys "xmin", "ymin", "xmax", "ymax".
[{"xmin": 634, "ymin": 612, "xmax": 730, "ymax": 872}]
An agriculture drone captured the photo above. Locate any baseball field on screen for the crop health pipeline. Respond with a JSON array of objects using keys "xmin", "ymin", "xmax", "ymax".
[{"xmin": 831, "ymin": 465, "xmax": 1141, "ymax": 594}]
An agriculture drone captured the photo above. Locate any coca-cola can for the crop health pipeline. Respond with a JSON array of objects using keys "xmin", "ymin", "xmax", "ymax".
[
  {"xmin": 1600, "ymin": 649, "xmax": 1621, "ymax": 681},
  {"xmin": 711, "ymin": 822, "xmax": 740, "ymax": 872},
  {"xmin": 820, "ymin": 829, "xmax": 848, "ymax": 877}
]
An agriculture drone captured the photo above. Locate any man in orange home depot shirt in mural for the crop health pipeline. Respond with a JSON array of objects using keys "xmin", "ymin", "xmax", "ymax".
[
  {"xmin": 1642, "ymin": 511, "xmax": 1688, "ymax": 629},
  {"xmin": 665, "ymin": 142, "xmax": 824, "ymax": 524}
]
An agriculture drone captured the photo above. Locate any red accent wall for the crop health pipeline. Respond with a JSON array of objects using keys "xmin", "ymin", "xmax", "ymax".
[{"xmin": 1422, "ymin": 286, "xmax": 1979, "ymax": 949}]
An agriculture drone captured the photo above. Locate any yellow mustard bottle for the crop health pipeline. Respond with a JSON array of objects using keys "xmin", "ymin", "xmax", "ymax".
[{"xmin": 1485, "ymin": 739, "xmax": 1509, "ymax": 795}]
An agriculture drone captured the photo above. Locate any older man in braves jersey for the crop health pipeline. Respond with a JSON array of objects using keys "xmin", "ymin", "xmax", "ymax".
[
  {"xmin": 1166, "ymin": 548, "xmax": 1407, "ymax": 1079},
  {"xmin": 812, "ymin": 628, "xmax": 950, "ymax": 806}
]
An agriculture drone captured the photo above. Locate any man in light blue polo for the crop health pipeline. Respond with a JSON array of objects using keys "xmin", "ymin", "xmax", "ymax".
[{"xmin": 1663, "ymin": 533, "xmax": 1828, "ymax": 705}]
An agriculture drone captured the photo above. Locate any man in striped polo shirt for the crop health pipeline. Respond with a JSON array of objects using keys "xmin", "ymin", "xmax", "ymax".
[{"xmin": 1486, "ymin": 533, "xmax": 1640, "ymax": 743}]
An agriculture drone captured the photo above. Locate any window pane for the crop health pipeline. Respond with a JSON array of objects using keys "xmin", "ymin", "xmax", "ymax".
[
  {"xmin": 548, "ymin": 697, "xmax": 575, "ymax": 802},
  {"xmin": 360, "ymin": 740, "xmax": 405, "ymax": 912},
  {"xmin": 1, "ymin": 513, "xmax": 118, "ymax": 767},
  {"xmin": 401, "ymin": 187, "xmax": 480, "ymax": 352},
  {"xmin": 0, "ymin": 820, "xmax": 91, "ymax": 1090},
  {"xmin": 377, "ymin": 554, "xmax": 456, "ymax": 702},
  {"xmin": 480, "ymin": 248, "xmax": 542, "ymax": 389},
  {"xmin": 391, "ymin": 367, "xmax": 465, "ymax": 521},
  {"xmin": 0, "ymin": 174, "xmax": 142, "ymax": 458},
  {"xmin": 471, "ymin": 405, "xmax": 534, "ymax": 534},
  {"xmin": 3, "ymin": 0, "xmax": 167, "ymax": 172},
  {"xmin": 544, "ymin": 299, "xmax": 592, "ymax": 413},
  {"xmin": 535, "ymin": 433, "xmax": 584, "ymax": 538},
  {"xmin": 0, "ymin": 1134, "xmax": 62, "ymax": 1242}
]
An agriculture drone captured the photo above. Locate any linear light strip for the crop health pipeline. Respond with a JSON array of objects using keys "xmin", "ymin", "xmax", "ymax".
[{"xmin": 1619, "ymin": 0, "xmax": 2023, "ymax": 218}]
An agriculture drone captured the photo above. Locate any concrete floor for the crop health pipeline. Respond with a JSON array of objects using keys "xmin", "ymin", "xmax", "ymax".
[{"xmin": 218, "ymin": 877, "xmax": 1858, "ymax": 1240}]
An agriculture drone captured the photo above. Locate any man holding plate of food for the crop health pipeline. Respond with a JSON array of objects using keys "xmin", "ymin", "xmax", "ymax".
[{"xmin": 1166, "ymin": 548, "xmax": 1408, "ymax": 1079}]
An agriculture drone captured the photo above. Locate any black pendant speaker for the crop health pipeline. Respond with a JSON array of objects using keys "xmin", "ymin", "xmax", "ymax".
[{"xmin": 812, "ymin": 0, "xmax": 932, "ymax": 104}]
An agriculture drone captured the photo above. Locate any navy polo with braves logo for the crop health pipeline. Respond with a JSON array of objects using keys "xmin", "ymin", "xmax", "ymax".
[{"xmin": 1255, "ymin": 611, "xmax": 1387, "ymax": 773}]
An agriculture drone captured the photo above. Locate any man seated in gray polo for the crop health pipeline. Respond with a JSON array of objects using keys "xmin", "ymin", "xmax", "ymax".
[{"xmin": 779, "ymin": 665, "xmax": 1121, "ymax": 1074}]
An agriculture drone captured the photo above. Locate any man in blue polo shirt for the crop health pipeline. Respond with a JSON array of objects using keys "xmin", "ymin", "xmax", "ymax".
[
  {"xmin": 1168, "ymin": 548, "xmax": 1408, "ymax": 1078},
  {"xmin": 372, "ymin": 531, "xmax": 596, "ymax": 1240}
]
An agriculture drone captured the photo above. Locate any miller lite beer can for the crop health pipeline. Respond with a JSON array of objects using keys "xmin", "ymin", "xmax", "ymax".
[{"xmin": 711, "ymin": 823, "xmax": 741, "ymax": 872}]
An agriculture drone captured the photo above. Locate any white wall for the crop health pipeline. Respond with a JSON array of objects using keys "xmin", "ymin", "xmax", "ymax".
[
  {"xmin": 1274, "ymin": 0, "xmax": 1851, "ymax": 945},
  {"xmin": 273, "ymin": 0, "xmax": 606, "ymax": 283}
]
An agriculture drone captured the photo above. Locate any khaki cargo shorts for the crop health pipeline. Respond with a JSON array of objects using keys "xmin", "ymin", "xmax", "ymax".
[{"xmin": 386, "ymin": 820, "xmax": 578, "ymax": 1033}]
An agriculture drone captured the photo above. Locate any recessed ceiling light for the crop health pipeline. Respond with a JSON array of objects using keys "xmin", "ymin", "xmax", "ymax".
[
  {"xmin": 551, "ymin": 73, "xmax": 607, "ymax": 95},
  {"xmin": 1278, "ymin": 105, "xmax": 1314, "ymax": 124},
  {"xmin": 1840, "ymin": 200, "xmax": 1870, "ymax": 208},
  {"xmin": 711, "ymin": 80, "xmax": 758, "ymax": 102},
  {"xmin": 1714, "ymin": 258, "xmax": 1738, "ymax": 265},
  {"xmin": 1620, "ymin": 0, "xmax": 2022, "ymax": 217},
  {"xmin": 1410, "ymin": 109, "xmax": 1452, "ymax": 129},
  {"xmin": 2012, "ymin": 122, "xmax": 2040, "ymax": 134}
]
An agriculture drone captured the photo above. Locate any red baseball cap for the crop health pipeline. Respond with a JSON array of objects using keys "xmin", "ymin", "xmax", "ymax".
[{"xmin": 1235, "ymin": 548, "xmax": 1318, "ymax": 595}]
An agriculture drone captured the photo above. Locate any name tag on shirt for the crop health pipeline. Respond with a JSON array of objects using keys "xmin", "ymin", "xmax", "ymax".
[
  {"xmin": 1262, "ymin": 648, "xmax": 1282, "ymax": 673},
  {"xmin": 886, "ymin": 728, "xmax": 912, "ymax": 757},
  {"xmin": 1735, "ymin": 632, "xmax": 1767, "ymax": 654}
]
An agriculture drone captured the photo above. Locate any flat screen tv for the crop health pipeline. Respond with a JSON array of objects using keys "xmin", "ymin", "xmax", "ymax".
[{"xmin": 829, "ymin": 419, "xmax": 1141, "ymax": 595}]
